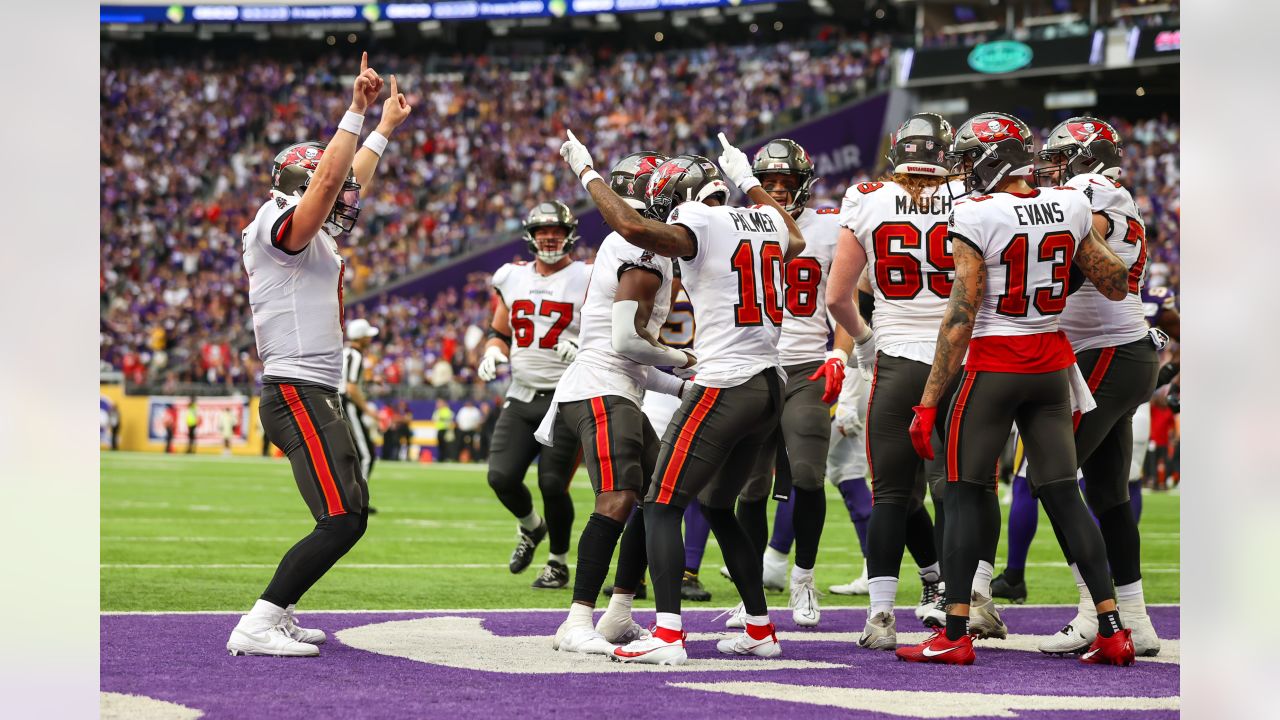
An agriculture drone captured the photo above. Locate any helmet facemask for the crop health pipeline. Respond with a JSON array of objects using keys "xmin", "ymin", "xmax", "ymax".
[
  {"xmin": 526, "ymin": 224, "xmax": 575, "ymax": 264},
  {"xmin": 325, "ymin": 178, "xmax": 362, "ymax": 235}
]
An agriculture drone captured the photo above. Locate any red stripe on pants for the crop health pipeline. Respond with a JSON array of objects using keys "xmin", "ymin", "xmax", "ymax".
[
  {"xmin": 280, "ymin": 384, "xmax": 346, "ymax": 517},
  {"xmin": 1073, "ymin": 347, "xmax": 1116, "ymax": 432},
  {"xmin": 590, "ymin": 397, "xmax": 614, "ymax": 492},
  {"xmin": 656, "ymin": 388, "xmax": 721, "ymax": 504},
  {"xmin": 946, "ymin": 371, "xmax": 978, "ymax": 483}
]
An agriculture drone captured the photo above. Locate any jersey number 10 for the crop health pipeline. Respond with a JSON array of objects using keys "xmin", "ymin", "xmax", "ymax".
[{"xmin": 730, "ymin": 240, "xmax": 785, "ymax": 326}]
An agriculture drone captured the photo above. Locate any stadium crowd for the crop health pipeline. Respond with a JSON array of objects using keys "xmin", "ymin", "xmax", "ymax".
[{"xmin": 100, "ymin": 34, "xmax": 891, "ymax": 388}]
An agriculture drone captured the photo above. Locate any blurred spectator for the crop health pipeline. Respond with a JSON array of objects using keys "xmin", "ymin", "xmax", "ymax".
[
  {"xmin": 479, "ymin": 401, "xmax": 497, "ymax": 462},
  {"xmin": 455, "ymin": 402, "xmax": 483, "ymax": 463},
  {"xmin": 185, "ymin": 397, "xmax": 199, "ymax": 454},
  {"xmin": 220, "ymin": 407, "xmax": 235, "ymax": 457},
  {"xmin": 163, "ymin": 403, "xmax": 177, "ymax": 453},
  {"xmin": 433, "ymin": 398, "xmax": 456, "ymax": 462},
  {"xmin": 108, "ymin": 404, "xmax": 122, "ymax": 451}
]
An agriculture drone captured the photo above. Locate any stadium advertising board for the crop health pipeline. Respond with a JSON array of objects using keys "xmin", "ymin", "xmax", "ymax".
[
  {"xmin": 909, "ymin": 34, "xmax": 1101, "ymax": 81},
  {"xmin": 146, "ymin": 395, "xmax": 251, "ymax": 447},
  {"xmin": 1131, "ymin": 26, "xmax": 1180, "ymax": 60}
]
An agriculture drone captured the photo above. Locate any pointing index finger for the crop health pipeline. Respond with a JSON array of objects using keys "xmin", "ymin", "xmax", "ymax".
[
  {"xmin": 361, "ymin": 51, "xmax": 368, "ymax": 74},
  {"xmin": 566, "ymin": 129, "xmax": 579, "ymax": 144},
  {"xmin": 717, "ymin": 132, "xmax": 731, "ymax": 150},
  {"xmin": 389, "ymin": 74, "xmax": 398, "ymax": 96}
]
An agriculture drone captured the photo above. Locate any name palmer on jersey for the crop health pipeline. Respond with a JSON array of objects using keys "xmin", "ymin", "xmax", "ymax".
[
  {"xmin": 242, "ymin": 194, "xmax": 346, "ymax": 390},
  {"xmin": 490, "ymin": 260, "xmax": 592, "ymax": 399},
  {"xmin": 839, "ymin": 179, "xmax": 965, "ymax": 365},
  {"xmin": 553, "ymin": 232, "xmax": 674, "ymax": 406},
  {"xmin": 777, "ymin": 207, "xmax": 841, "ymax": 365},
  {"xmin": 1057, "ymin": 173, "xmax": 1149, "ymax": 352},
  {"xmin": 668, "ymin": 200, "xmax": 790, "ymax": 388}
]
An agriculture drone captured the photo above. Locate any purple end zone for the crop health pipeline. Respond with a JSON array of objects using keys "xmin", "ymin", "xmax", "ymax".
[{"xmin": 101, "ymin": 606, "xmax": 1179, "ymax": 720}]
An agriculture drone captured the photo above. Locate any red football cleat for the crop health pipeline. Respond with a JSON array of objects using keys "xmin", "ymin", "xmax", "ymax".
[
  {"xmin": 894, "ymin": 628, "xmax": 976, "ymax": 665},
  {"xmin": 1080, "ymin": 629, "xmax": 1136, "ymax": 666}
]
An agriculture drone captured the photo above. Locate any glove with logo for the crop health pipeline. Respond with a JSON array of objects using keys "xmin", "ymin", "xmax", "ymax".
[
  {"xmin": 717, "ymin": 132, "xmax": 761, "ymax": 193},
  {"xmin": 808, "ymin": 349, "xmax": 847, "ymax": 404},
  {"xmin": 554, "ymin": 339, "xmax": 578, "ymax": 364},
  {"xmin": 477, "ymin": 345, "xmax": 508, "ymax": 382},
  {"xmin": 909, "ymin": 405, "xmax": 937, "ymax": 461},
  {"xmin": 673, "ymin": 351, "xmax": 698, "ymax": 380},
  {"xmin": 559, "ymin": 129, "xmax": 595, "ymax": 176},
  {"xmin": 834, "ymin": 396, "xmax": 863, "ymax": 438}
]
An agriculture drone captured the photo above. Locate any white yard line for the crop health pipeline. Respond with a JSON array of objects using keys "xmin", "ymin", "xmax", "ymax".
[{"xmin": 100, "ymin": 603, "xmax": 1181, "ymax": 616}]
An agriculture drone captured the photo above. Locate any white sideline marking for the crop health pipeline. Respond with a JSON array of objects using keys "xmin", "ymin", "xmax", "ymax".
[
  {"xmin": 336, "ymin": 616, "xmax": 844, "ymax": 673},
  {"xmin": 100, "ymin": 692, "xmax": 203, "ymax": 719},
  {"xmin": 100, "ymin": 603, "xmax": 1180, "ymax": 616},
  {"xmin": 668, "ymin": 682, "xmax": 1178, "ymax": 718},
  {"xmin": 103, "ymin": 563, "xmax": 507, "ymax": 569}
]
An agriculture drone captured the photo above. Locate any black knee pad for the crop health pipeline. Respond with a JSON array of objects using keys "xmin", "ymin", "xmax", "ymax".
[{"xmin": 537, "ymin": 472, "xmax": 571, "ymax": 498}]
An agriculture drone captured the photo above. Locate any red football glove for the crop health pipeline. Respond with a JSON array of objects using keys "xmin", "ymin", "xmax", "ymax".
[
  {"xmin": 909, "ymin": 405, "xmax": 938, "ymax": 460},
  {"xmin": 808, "ymin": 354, "xmax": 846, "ymax": 404}
]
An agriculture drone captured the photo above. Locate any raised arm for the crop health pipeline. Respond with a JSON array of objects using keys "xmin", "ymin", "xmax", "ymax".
[
  {"xmin": 352, "ymin": 73, "xmax": 413, "ymax": 195},
  {"xmin": 283, "ymin": 52, "xmax": 381, "ymax": 251},
  {"xmin": 1074, "ymin": 217, "xmax": 1129, "ymax": 301},
  {"xmin": 717, "ymin": 132, "xmax": 805, "ymax": 260}
]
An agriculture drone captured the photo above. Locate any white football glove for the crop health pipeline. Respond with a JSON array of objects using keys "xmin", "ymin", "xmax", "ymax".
[
  {"xmin": 834, "ymin": 399, "xmax": 864, "ymax": 438},
  {"xmin": 559, "ymin": 130, "xmax": 595, "ymax": 176},
  {"xmin": 477, "ymin": 345, "xmax": 508, "ymax": 382},
  {"xmin": 554, "ymin": 339, "xmax": 578, "ymax": 364},
  {"xmin": 853, "ymin": 328, "xmax": 876, "ymax": 383},
  {"xmin": 717, "ymin": 132, "xmax": 761, "ymax": 193},
  {"xmin": 672, "ymin": 351, "xmax": 698, "ymax": 380}
]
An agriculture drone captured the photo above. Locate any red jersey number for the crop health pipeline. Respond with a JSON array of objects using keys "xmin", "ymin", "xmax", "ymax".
[
  {"xmin": 509, "ymin": 299, "xmax": 574, "ymax": 348},
  {"xmin": 784, "ymin": 257, "xmax": 822, "ymax": 317},
  {"xmin": 872, "ymin": 221, "xmax": 952, "ymax": 300},
  {"xmin": 995, "ymin": 231, "xmax": 1076, "ymax": 318},
  {"xmin": 1122, "ymin": 218, "xmax": 1147, "ymax": 294},
  {"xmin": 731, "ymin": 239, "xmax": 785, "ymax": 327}
]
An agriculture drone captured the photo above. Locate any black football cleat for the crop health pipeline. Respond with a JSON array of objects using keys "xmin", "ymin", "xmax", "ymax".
[
  {"xmin": 991, "ymin": 572, "xmax": 1028, "ymax": 604},
  {"xmin": 531, "ymin": 560, "xmax": 570, "ymax": 589},
  {"xmin": 509, "ymin": 519, "xmax": 548, "ymax": 574},
  {"xmin": 681, "ymin": 571, "xmax": 712, "ymax": 602}
]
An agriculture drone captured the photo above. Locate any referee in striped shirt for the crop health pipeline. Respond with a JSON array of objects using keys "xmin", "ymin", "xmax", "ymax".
[{"xmin": 342, "ymin": 318, "xmax": 379, "ymax": 510}]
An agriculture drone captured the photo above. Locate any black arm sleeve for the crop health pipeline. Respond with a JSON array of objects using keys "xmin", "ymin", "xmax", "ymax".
[
  {"xmin": 487, "ymin": 327, "xmax": 512, "ymax": 345},
  {"xmin": 857, "ymin": 290, "xmax": 875, "ymax": 328}
]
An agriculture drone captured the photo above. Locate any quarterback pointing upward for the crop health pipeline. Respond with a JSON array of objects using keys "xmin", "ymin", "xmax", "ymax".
[{"xmin": 229, "ymin": 53, "xmax": 411, "ymax": 657}]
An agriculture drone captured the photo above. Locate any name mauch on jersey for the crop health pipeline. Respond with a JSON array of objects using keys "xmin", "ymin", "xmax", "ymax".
[{"xmin": 895, "ymin": 194, "xmax": 953, "ymax": 215}]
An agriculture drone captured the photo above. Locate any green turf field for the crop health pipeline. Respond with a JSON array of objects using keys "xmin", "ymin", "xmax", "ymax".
[{"xmin": 101, "ymin": 452, "xmax": 1179, "ymax": 612}]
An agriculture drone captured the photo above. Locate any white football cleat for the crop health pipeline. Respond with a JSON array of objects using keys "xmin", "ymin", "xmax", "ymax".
[
  {"xmin": 858, "ymin": 611, "xmax": 897, "ymax": 651},
  {"xmin": 715, "ymin": 602, "xmax": 747, "ymax": 629},
  {"xmin": 968, "ymin": 592, "xmax": 1008, "ymax": 639},
  {"xmin": 915, "ymin": 580, "xmax": 946, "ymax": 628},
  {"xmin": 555, "ymin": 623, "xmax": 617, "ymax": 655},
  {"xmin": 611, "ymin": 633, "xmax": 687, "ymax": 665},
  {"xmin": 717, "ymin": 625, "xmax": 782, "ymax": 657},
  {"xmin": 1038, "ymin": 612, "xmax": 1097, "ymax": 655},
  {"xmin": 790, "ymin": 576, "xmax": 821, "ymax": 627},
  {"xmin": 281, "ymin": 606, "xmax": 326, "ymax": 645},
  {"xmin": 829, "ymin": 561, "xmax": 870, "ymax": 596},
  {"xmin": 227, "ymin": 622, "xmax": 319, "ymax": 657},
  {"xmin": 761, "ymin": 550, "xmax": 789, "ymax": 592},
  {"xmin": 1119, "ymin": 610, "xmax": 1161, "ymax": 657},
  {"xmin": 719, "ymin": 566, "xmax": 733, "ymax": 582},
  {"xmin": 595, "ymin": 613, "xmax": 651, "ymax": 645}
]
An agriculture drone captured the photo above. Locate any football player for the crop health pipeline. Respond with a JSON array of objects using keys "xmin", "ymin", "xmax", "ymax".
[
  {"xmin": 478, "ymin": 200, "xmax": 591, "ymax": 589},
  {"xmin": 722, "ymin": 139, "xmax": 852, "ymax": 630},
  {"xmin": 536, "ymin": 151, "xmax": 693, "ymax": 654},
  {"xmin": 229, "ymin": 54, "xmax": 409, "ymax": 657},
  {"xmin": 897, "ymin": 112, "xmax": 1134, "ymax": 666},
  {"xmin": 825, "ymin": 114, "xmax": 961, "ymax": 650},
  {"xmin": 558, "ymin": 131, "xmax": 806, "ymax": 665},
  {"xmin": 1025, "ymin": 117, "xmax": 1168, "ymax": 657},
  {"xmin": 340, "ymin": 318, "xmax": 379, "ymax": 513}
]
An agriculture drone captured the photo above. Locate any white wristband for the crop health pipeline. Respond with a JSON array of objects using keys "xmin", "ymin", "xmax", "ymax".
[
  {"xmin": 854, "ymin": 324, "xmax": 874, "ymax": 345},
  {"xmin": 737, "ymin": 176, "xmax": 762, "ymax": 193},
  {"xmin": 338, "ymin": 110, "xmax": 364, "ymax": 136},
  {"xmin": 827, "ymin": 349, "xmax": 849, "ymax": 365},
  {"xmin": 363, "ymin": 131, "xmax": 388, "ymax": 157},
  {"xmin": 580, "ymin": 169, "xmax": 603, "ymax": 190}
]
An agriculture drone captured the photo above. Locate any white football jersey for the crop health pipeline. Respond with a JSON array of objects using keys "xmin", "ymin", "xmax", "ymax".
[
  {"xmin": 669, "ymin": 201, "xmax": 789, "ymax": 388},
  {"xmin": 1058, "ymin": 174, "xmax": 1149, "ymax": 351},
  {"xmin": 491, "ymin": 260, "xmax": 591, "ymax": 395},
  {"xmin": 242, "ymin": 194, "xmax": 346, "ymax": 390},
  {"xmin": 554, "ymin": 232, "xmax": 674, "ymax": 406},
  {"xmin": 840, "ymin": 179, "xmax": 966, "ymax": 365},
  {"xmin": 777, "ymin": 207, "xmax": 841, "ymax": 365},
  {"xmin": 949, "ymin": 186, "xmax": 1093, "ymax": 339}
]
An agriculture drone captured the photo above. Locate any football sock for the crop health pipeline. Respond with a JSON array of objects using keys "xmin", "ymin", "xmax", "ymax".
[
  {"xmin": 1098, "ymin": 609, "xmax": 1123, "ymax": 637},
  {"xmin": 1097, "ymin": 503, "xmax": 1143, "ymax": 586},
  {"xmin": 868, "ymin": 576, "xmax": 898, "ymax": 616},
  {"xmin": 644, "ymin": 502, "xmax": 687, "ymax": 615},
  {"xmin": 247, "ymin": 599, "xmax": 285, "ymax": 625},
  {"xmin": 571, "ymin": 513, "xmax": 625, "ymax": 605},
  {"xmin": 549, "ymin": 552, "xmax": 568, "ymax": 566},
  {"xmin": 1039, "ymin": 481, "xmax": 1115, "ymax": 605},
  {"xmin": 735, "ymin": 497, "xmax": 770, "ymax": 558},
  {"xmin": 262, "ymin": 512, "xmax": 367, "ymax": 608},
  {"xmin": 1128, "ymin": 479, "xmax": 1144, "ymax": 523},
  {"xmin": 543, "ymin": 492, "xmax": 574, "ymax": 557},
  {"xmin": 746, "ymin": 618, "xmax": 774, "ymax": 639},
  {"xmin": 904, "ymin": 505, "xmax": 939, "ymax": 569},
  {"xmin": 1006, "ymin": 474, "xmax": 1038, "ymax": 573},
  {"xmin": 865, "ymin": 503, "xmax": 908, "ymax": 579},
  {"xmin": 973, "ymin": 560, "xmax": 994, "ymax": 598},
  {"xmin": 942, "ymin": 482, "xmax": 995, "ymax": 608},
  {"xmin": 611, "ymin": 509, "xmax": 648, "ymax": 593},
  {"xmin": 790, "ymin": 565, "xmax": 814, "ymax": 585},
  {"xmin": 1071, "ymin": 563, "xmax": 1095, "ymax": 616},
  {"xmin": 605, "ymin": 591, "xmax": 634, "ymax": 616},
  {"xmin": 945, "ymin": 613, "xmax": 969, "ymax": 642},
  {"xmin": 517, "ymin": 510, "xmax": 542, "ymax": 533},
  {"xmin": 655, "ymin": 612, "xmax": 682, "ymax": 632},
  {"xmin": 682, "ymin": 499, "xmax": 712, "ymax": 573},
  {"xmin": 917, "ymin": 562, "xmax": 941, "ymax": 584},
  {"xmin": 838, "ymin": 478, "xmax": 873, "ymax": 555},
  {"xmin": 792, "ymin": 487, "xmax": 827, "ymax": 571},
  {"xmin": 567, "ymin": 601, "xmax": 594, "ymax": 626},
  {"xmin": 1115, "ymin": 579, "xmax": 1148, "ymax": 616},
  {"xmin": 702, "ymin": 504, "xmax": 769, "ymax": 617},
  {"xmin": 767, "ymin": 495, "xmax": 795, "ymax": 554}
]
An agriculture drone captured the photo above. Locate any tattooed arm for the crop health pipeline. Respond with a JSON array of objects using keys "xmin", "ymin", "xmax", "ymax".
[
  {"xmin": 920, "ymin": 238, "xmax": 986, "ymax": 408},
  {"xmin": 1074, "ymin": 218, "xmax": 1128, "ymax": 301},
  {"xmin": 581, "ymin": 173, "xmax": 696, "ymax": 258}
]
